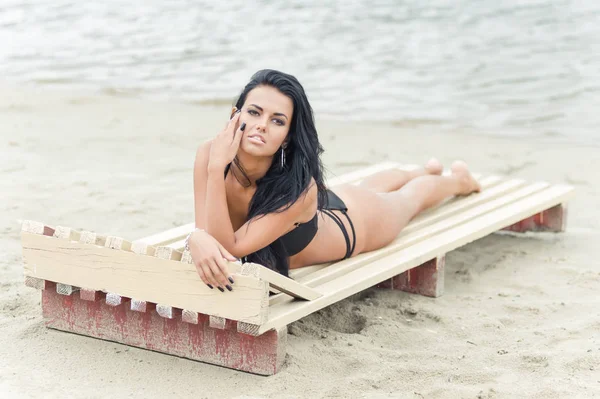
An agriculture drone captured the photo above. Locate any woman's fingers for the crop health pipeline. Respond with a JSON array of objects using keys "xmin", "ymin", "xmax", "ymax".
[
  {"xmin": 216, "ymin": 243, "xmax": 236, "ymax": 285},
  {"xmin": 194, "ymin": 262, "xmax": 213, "ymax": 288},
  {"xmin": 207, "ymin": 258, "xmax": 232, "ymax": 291},
  {"xmin": 233, "ymin": 121, "xmax": 246, "ymax": 147},
  {"xmin": 199, "ymin": 260, "xmax": 220, "ymax": 289},
  {"xmin": 215, "ymin": 255, "xmax": 234, "ymax": 288},
  {"xmin": 228, "ymin": 111, "xmax": 241, "ymax": 131}
]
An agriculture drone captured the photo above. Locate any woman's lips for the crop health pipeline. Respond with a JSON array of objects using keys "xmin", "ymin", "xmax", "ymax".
[{"xmin": 247, "ymin": 134, "xmax": 265, "ymax": 144}]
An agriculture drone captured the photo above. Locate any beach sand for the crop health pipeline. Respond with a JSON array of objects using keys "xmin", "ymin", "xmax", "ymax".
[{"xmin": 1, "ymin": 86, "xmax": 598, "ymax": 398}]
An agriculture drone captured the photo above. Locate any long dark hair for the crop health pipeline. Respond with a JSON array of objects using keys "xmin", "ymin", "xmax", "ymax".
[{"xmin": 228, "ymin": 69, "xmax": 328, "ymax": 276}]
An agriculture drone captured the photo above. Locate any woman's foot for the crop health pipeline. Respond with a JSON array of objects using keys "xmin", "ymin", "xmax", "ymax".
[
  {"xmin": 451, "ymin": 160, "xmax": 481, "ymax": 195},
  {"xmin": 425, "ymin": 158, "xmax": 444, "ymax": 176}
]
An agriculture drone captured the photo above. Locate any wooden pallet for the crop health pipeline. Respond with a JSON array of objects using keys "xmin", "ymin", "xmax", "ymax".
[{"xmin": 20, "ymin": 162, "xmax": 574, "ymax": 375}]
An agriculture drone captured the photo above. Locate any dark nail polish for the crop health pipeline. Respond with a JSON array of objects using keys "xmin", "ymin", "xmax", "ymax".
[
  {"xmin": 218, "ymin": 287, "xmax": 225, "ymax": 293},
  {"xmin": 207, "ymin": 284, "xmax": 213, "ymax": 289},
  {"xmin": 240, "ymin": 122, "xmax": 246, "ymax": 131},
  {"xmin": 226, "ymin": 285, "xmax": 233, "ymax": 292},
  {"xmin": 228, "ymin": 277, "xmax": 235, "ymax": 284}
]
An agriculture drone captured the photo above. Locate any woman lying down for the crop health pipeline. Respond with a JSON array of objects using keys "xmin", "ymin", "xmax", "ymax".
[{"xmin": 185, "ymin": 69, "xmax": 481, "ymax": 292}]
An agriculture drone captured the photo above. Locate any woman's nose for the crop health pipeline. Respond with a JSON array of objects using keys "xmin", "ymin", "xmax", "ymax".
[{"xmin": 256, "ymin": 119, "xmax": 269, "ymax": 132}]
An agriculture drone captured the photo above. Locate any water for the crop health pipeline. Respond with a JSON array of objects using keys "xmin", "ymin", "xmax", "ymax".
[{"xmin": 1, "ymin": 0, "xmax": 598, "ymax": 143}]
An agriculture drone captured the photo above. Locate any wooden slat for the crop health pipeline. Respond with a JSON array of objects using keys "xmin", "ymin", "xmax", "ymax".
[
  {"xmin": 167, "ymin": 238, "xmax": 186, "ymax": 251},
  {"xmin": 252, "ymin": 263, "xmax": 322, "ymax": 300},
  {"xmin": 258, "ymin": 184, "xmax": 574, "ymax": 334},
  {"xmin": 21, "ymin": 232, "xmax": 269, "ymax": 324},
  {"xmin": 53, "ymin": 225, "xmax": 80, "ymax": 241},
  {"xmin": 79, "ymin": 230, "xmax": 107, "ymax": 246},
  {"xmin": 56, "ymin": 283, "xmax": 79, "ymax": 296},
  {"xmin": 289, "ymin": 265, "xmax": 325, "ymax": 280},
  {"xmin": 271, "ymin": 181, "xmax": 553, "ymax": 307},
  {"xmin": 139, "ymin": 223, "xmax": 195, "ymax": 247},
  {"xmin": 327, "ymin": 161, "xmax": 403, "ymax": 186}
]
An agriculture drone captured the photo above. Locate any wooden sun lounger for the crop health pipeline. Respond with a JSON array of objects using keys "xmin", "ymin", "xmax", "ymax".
[{"xmin": 20, "ymin": 162, "xmax": 574, "ymax": 375}]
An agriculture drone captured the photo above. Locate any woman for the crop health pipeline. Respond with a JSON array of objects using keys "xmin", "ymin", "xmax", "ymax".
[{"xmin": 187, "ymin": 69, "xmax": 481, "ymax": 292}]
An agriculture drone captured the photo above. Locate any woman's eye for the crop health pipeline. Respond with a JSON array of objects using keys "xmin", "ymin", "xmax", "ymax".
[
  {"xmin": 248, "ymin": 109, "xmax": 259, "ymax": 116},
  {"xmin": 273, "ymin": 119, "xmax": 285, "ymax": 126}
]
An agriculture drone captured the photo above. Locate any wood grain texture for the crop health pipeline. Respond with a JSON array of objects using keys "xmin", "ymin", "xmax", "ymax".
[
  {"xmin": 106, "ymin": 292, "xmax": 123, "ymax": 307},
  {"xmin": 209, "ymin": 316, "xmax": 226, "ymax": 330},
  {"xmin": 182, "ymin": 310, "xmax": 199, "ymax": 324},
  {"xmin": 56, "ymin": 283, "xmax": 79, "ymax": 296},
  {"xmin": 24, "ymin": 276, "xmax": 45, "ymax": 290},
  {"xmin": 21, "ymin": 233, "xmax": 269, "ymax": 324},
  {"xmin": 130, "ymin": 299, "xmax": 148, "ymax": 312}
]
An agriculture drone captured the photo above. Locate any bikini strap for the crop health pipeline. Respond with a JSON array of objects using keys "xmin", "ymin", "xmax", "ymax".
[
  {"xmin": 321, "ymin": 209, "xmax": 354, "ymax": 260},
  {"xmin": 341, "ymin": 210, "xmax": 356, "ymax": 258}
]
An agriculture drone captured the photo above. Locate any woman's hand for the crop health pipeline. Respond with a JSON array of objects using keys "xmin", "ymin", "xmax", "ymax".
[
  {"xmin": 188, "ymin": 229, "xmax": 237, "ymax": 292},
  {"xmin": 208, "ymin": 109, "xmax": 246, "ymax": 172}
]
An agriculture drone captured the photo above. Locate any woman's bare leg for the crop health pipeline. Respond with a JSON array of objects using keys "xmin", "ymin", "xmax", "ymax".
[
  {"xmin": 360, "ymin": 160, "xmax": 481, "ymax": 252},
  {"xmin": 358, "ymin": 158, "xmax": 444, "ymax": 193}
]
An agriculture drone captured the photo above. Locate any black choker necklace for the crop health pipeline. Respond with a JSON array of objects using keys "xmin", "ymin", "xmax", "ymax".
[{"xmin": 231, "ymin": 162, "xmax": 252, "ymax": 188}]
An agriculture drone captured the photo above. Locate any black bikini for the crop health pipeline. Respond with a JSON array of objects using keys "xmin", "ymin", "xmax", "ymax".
[
  {"xmin": 278, "ymin": 190, "xmax": 357, "ymax": 260},
  {"xmin": 224, "ymin": 166, "xmax": 356, "ymax": 262}
]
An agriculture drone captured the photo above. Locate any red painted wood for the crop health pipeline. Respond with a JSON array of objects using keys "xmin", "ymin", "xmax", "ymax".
[
  {"xmin": 377, "ymin": 256, "xmax": 445, "ymax": 298},
  {"xmin": 80, "ymin": 289, "xmax": 102, "ymax": 302},
  {"xmin": 502, "ymin": 204, "xmax": 567, "ymax": 233},
  {"xmin": 40, "ymin": 286, "xmax": 285, "ymax": 375}
]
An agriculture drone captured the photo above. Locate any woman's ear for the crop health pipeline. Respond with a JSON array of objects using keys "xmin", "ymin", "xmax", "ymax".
[{"xmin": 230, "ymin": 107, "xmax": 238, "ymax": 119}]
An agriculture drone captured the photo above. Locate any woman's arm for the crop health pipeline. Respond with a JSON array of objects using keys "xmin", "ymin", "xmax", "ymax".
[
  {"xmin": 193, "ymin": 141, "xmax": 211, "ymax": 229},
  {"xmin": 194, "ymin": 142, "xmax": 317, "ymax": 259}
]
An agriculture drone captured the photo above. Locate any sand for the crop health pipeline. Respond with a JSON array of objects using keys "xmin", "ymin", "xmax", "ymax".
[{"xmin": 1, "ymin": 86, "xmax": 599, "ymax": 398}]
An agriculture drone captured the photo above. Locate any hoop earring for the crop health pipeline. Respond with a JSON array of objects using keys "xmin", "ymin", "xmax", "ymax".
[{"xmin": 280, "ymin": 147, "xmax": 286, "ymax": 168}]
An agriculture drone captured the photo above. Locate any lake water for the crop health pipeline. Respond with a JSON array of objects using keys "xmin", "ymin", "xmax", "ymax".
[{"xmin": 1, "ymin": 0, "xmax": 598, "ymax": 143}]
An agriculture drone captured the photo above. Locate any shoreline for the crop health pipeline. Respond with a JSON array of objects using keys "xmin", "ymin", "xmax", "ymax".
[{"xmin": 2, "ymin": 81, "xmax": 596, "ymax": 149}]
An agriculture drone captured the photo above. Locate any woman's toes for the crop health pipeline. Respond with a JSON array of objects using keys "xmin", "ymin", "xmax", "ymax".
[
  {"xmin": 451, "ymin": 160, "xmax": 481, "ymax": 194},
  {"xmin": 450, "ymin": 160, "xmax": 469, "ymax": 175},
  {"xmin": 425, "ymin": 158, "xmax": 443, "ymax": 175}
]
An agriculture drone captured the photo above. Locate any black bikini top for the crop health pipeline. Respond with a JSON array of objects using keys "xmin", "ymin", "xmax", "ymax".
[
  {"xmin": 277, "ymin": 213, "xmax": 318, "ymax": 256},
  {"xmin": 224, "ymin": 164, "xmax": 318, "ymax": 257}
]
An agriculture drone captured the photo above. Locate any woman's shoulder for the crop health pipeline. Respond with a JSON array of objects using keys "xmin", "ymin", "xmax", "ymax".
[
  {"xmin": 194, "ymin": 139, "xmax": 214, "ymax": 166},
  {"xmin": 196, "ymin": 139, "xmax": 213, "ymax": 155},
  {"xmin": 300, "ymin": 177, "xmax": 319, "ymax": 206}
]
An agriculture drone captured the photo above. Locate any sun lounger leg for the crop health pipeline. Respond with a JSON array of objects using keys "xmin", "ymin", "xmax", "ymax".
[
  {"xmin": 377, "ymin": 256, "xmax": 445, "ymax": 298},
  {"xmin": 502, "ymin": 203, "xmax": 567, "ymax": 233},
  {"xmin": 40, "ymin": 283, "xmax": 286, "ymax": 375}
]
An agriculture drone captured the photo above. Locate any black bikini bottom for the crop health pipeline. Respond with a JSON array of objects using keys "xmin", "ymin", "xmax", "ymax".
[{"xmin": 321, "ymin": 190, "xmax": 357, "ymax": 260}]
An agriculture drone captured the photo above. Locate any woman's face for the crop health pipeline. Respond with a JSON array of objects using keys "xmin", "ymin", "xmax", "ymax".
[{"xmin": 237, "ymin": 85, "xmax": 293, "ymax": 158}]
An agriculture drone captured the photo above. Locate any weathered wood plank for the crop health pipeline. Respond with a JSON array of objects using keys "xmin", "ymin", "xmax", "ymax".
[{"xmin": 21, "ymin": 234, "xmax": 269, "ymax": 324}]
